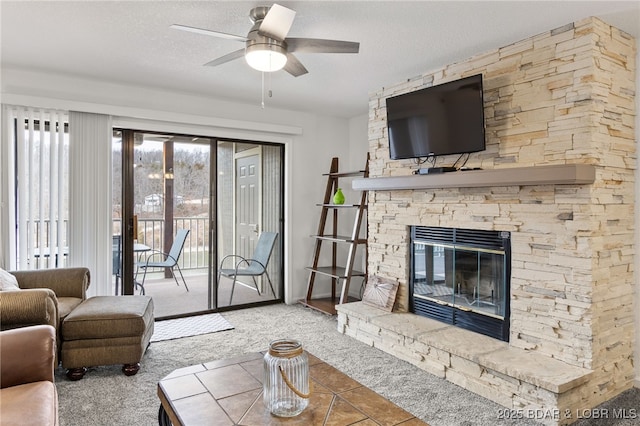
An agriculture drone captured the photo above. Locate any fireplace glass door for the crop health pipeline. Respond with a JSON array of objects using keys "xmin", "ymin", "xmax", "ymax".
[
  {"xmin": 411, "ymin": 226, "xmax": 510, "ymax": 341},
  {"xmin": 413, "ymin": 243, "xmax": 506, "ymax": 319}
]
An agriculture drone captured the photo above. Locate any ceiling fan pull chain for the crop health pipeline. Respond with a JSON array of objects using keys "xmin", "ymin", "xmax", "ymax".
[
  {"xmin": 261, "ymin": 71, "xmax": 265, "ymax": 109},
  {"xmin": 268, "ymin": 70, "xmax": 273, "ymax": 98}
]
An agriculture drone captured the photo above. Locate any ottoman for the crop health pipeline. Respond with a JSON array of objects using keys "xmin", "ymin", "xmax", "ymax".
[{"xmin": 61, "ymin": 295, "xmax": 154, "ymax": 380}]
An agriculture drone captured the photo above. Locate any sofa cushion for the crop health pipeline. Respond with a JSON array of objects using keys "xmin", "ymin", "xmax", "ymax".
[
  {"xmin": 56, "ymin": 297, "xmax": 84, "ymax": 321},
  {"xmin": 0, "ymin": 268, "xmax": 20, "ymax": 291},
  {"xmin": 62, "ymin": 296, "xmax": 153, "ymax": 340},
  {"xmin": 0, "ymin": 381, "xmax": 58, "ymax": 426}
]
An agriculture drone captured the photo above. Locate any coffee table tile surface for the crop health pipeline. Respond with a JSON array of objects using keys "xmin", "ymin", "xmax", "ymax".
[
  {"xmin": 323, "ymin": 396, "xmax": 368, "ymax": 425},
  {"xmin": 158, "ymin": 352, "xmax": 428, "ymax": 426},
  {"xmin": 160, "ymin": 373, "xmax": 208, "ymax": 401},
  {"xmin": 163, "ymin": 363, "xmax": 207, "ymax": 380},
  {"xmin": 173, "ymin": 393, "xmax": 231, "ymax": 426},
  {"xmin": 309, "ymin": 361, "xmax": 363, "ymax": 394},
  {"xmin": 198, "ymin": 364, "xmax": 262, "ymax": 400},
  {"xmin": 340, "ymin": 386, "xmax": 416, "ymax": 426}
]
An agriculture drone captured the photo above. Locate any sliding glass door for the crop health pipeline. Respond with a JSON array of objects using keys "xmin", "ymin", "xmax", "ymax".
[
  {"xmin": 216, "ymin": 142, "xmax": 283, "ymax": 309},
  {"xmin": 112, "ymin": 130, "xmax": 283, "ymax": 318}
]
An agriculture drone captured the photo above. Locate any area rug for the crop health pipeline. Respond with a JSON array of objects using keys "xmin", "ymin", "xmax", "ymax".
[{"xmin": 150, "ymin": 313, "xmax": 233, "ymax": 342}]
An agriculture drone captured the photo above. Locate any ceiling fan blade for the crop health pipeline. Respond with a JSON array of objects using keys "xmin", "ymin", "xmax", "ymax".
[
  {"xmin": 258, "ymin": 4, "xmax": 296, "ymax": 41},
  {"xmin": 170, "ymin": 24, "xmax": 247, "ymax": 42},
  {"xmin": 203, "ymin": 49, "xmax": 245, "ymax": 67},
  {"xmin": 284, "ymin": 53, "xmax": 308, "ymax": 77},
  {"xmin": 286, "ymin": 38, "xmax": 360, "ymax": 54}
]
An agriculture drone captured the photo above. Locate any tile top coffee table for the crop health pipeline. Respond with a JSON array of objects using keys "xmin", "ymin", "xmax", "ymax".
[{"xmin": 158, "ymin": 351, "xmax": 428, "ymax": 425}]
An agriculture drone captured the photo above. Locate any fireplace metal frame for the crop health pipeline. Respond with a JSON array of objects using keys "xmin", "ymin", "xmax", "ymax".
[{"xmin": 410, "ymin": 226, "xmax": 511, "ymax": 341}]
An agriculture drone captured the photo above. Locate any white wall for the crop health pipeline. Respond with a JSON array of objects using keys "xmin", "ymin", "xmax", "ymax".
[
  {"xmin": 348, "ymin": 114, "xmax": 369, "ymax": 170},
  {"xmin": 1, "ymin": 67, "xmax": 359, "ymax": 304}
]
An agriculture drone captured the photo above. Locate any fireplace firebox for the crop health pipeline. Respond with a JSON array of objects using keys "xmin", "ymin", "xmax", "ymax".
[{"xmin": 410, "ymin": 226, "xmax": 511, "ymax": 341}]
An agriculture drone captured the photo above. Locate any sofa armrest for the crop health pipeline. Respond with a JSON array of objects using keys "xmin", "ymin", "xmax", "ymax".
[
  {"xmin": 0, "ymin": 325, "xmax": 56, "ymax": 388},
  {"xmin": 12, "ymin": 267, "xmax": 90, "ymax": 299},
  {"xmin": 0, "ymin": 289, "xmax": 59, "ymax": 330}
]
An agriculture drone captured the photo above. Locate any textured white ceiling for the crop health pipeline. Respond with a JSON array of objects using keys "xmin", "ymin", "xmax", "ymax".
[{"xmin": 1, "ymin": 1, "xmax": 639, "ymax": 118}]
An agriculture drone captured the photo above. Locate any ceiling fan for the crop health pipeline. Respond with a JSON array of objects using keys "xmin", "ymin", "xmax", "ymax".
[{"xmin": 171, "ymin": 3, "xmax": 360, "ymax": 77}]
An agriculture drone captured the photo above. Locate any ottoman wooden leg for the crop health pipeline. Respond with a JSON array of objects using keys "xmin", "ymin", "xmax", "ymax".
[
  {"xmin": 66, "ymin": 367, "xmax": 87, "ymax": 381},
  {"xmin": 122, "ymin": 363, "xmax": 140, "ymax": 376}
]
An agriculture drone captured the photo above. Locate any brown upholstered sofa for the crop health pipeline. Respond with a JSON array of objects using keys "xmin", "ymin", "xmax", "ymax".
[
  {"xmin": 0, "ymin": 267, "xmax": 90, "ymax": 344},
  {"xmin": 0, "ymin": 325, "xmax": 58, "ymax": 426}
]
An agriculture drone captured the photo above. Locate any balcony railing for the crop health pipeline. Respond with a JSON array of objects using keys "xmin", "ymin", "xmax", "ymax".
[
  {"xmin": 28, "ymin": 217, "xmax": 209, "ymax": 271},
  {"xmin": 134, "ymin": 217, "xmax": 210, "ymax": 270},
  {"xmin": 23, "ymin": 219, "xmax": 69, "ymax": 269}
]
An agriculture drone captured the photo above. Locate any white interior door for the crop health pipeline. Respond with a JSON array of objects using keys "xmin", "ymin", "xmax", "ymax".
[{"xmin": 234, "ymin": 147, "xmax": 261, "ymax": 261}]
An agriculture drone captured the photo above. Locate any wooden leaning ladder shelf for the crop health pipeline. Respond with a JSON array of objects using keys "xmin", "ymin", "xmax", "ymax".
[{"xmin": 300, "ymin": 155, "xmax": 369, "ymax": 315}]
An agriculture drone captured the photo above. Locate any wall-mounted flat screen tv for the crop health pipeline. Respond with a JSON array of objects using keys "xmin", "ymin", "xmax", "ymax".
[{"xmin": 386, "ymin": 74, "xmax": 486, "ymax": 160}]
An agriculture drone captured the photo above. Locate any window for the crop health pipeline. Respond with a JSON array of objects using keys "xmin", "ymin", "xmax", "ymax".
[{"xmin": 5, "ymin": 107, "xmax": 69, "ymax": 269}]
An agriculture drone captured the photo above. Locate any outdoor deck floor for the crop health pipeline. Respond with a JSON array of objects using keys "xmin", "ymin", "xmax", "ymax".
[{"xmin": 112, "ymin": 271, "xmax": 278, "ymax": 318}]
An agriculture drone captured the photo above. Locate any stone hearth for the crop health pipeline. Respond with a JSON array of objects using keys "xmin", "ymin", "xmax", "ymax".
[{"xmin": 337, "ymin": 17, "xmax": 636, "ymax": 425}]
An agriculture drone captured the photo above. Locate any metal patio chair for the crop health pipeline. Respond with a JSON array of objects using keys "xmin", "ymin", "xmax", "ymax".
[
  {"xmin": 139, "ymin": 229, "xmax": 190, "ymax": 291},
  {"xmin": 218, "ymin": 231, "xmax": 278, "ymax": 304}
]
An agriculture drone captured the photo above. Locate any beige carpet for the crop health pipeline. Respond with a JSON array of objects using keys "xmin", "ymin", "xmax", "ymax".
[{"xmin": 55, "ymin": 303, "xmax": 639, "ymax": 426}]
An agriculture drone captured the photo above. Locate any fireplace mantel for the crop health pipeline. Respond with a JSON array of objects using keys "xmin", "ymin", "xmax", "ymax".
[{"xmin": 352, "ymin": 164, "xmax": 595, "ymax": 191}]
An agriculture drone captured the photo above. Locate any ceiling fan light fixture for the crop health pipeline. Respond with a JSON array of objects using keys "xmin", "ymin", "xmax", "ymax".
[
  {"xmin": 245, "ymin": 43, "xmax": 287, "ymax": 72},
  {"xmin": 172, "ymin": 4, "xmax": 359, "ymax": 77}
]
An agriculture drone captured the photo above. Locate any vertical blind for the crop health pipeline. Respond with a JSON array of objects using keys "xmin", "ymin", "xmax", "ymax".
[
  {"xmin": 4, "ymin": 106, "xmax": 69, "ymax": 270},
  {"xmin": 68, "ymin": 111, "xmax": 113, "ymax": 296},
  {"xmin": 2, "ymin": 106, "xmax": 113, "ymax": 295}
]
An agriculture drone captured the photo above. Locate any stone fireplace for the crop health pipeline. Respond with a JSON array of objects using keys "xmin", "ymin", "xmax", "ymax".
[{"xmin": 336, "ymin": 17, "xmax": 635, "ymax": 425}]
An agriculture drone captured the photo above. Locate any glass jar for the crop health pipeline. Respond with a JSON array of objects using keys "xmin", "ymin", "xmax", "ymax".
[{"xmin": 263, "ymin": 339, "xmax": 310, "ymax": 417}]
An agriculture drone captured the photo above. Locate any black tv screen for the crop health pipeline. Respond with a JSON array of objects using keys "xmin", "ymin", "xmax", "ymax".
[{"xmin": 386, "ymin": 74, "xmax": 486, "ymax": 160}]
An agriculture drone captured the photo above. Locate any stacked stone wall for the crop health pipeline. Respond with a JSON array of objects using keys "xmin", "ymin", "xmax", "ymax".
[{"xmin": 362, "ymin": 17, "xmax": 635, "ymax": 420}]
